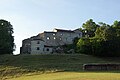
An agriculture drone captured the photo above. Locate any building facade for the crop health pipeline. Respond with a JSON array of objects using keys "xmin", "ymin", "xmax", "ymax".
[{"xmin": 20, "ymin": 28, "xmax": 82, "ymax": 54}]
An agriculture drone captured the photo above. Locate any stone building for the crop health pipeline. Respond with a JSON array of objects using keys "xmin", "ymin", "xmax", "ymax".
[
  {"xmin": 31, "ymin": 38, "xmax": 45, "ymax": 54},
  {"xmin": 20, "ymin": 28, "xmax": 82, "ymax": 54},
  {"xmin": 20, "ymin": 38, "xmax": 31, "ymax": 54}
]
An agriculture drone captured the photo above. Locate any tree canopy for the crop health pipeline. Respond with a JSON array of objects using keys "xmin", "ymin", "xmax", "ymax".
[
  {"xmin": 0, "ymin": 19, "xmax": 15, "ymax": 54},
  {"xmin": 82, "ymin": 19, "xmax": 99, "ymax": 37},
  {"xmin": 76, "ymin": 19, "xmax": 120, "ymax": 57}
]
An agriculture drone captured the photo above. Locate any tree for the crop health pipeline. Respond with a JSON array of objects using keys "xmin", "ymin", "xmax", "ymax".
[
  {"xmin": 95, "ymin": 23, "xmax": 116, "ymax": 41},
  {"xmin": 76, "ymin": 37, "xmax": 92, "ymax": 54},
  {"xmin": 112, "ymin": 20, "xmax": 120, "ymax": 29},
  {"xmin": 95, "ymin": 26, "xmax": 106, "ymax": 40},
  {"xmin": 82, "ymin": 19, "xmax": 99, "ymax": 37},
  {"xmin": 0, "ymin": 19, "xmax": 15, "ymax": 54},
  {"xmin": 76, "ymin": 20, "xmax": 120, "ymax": 57},
  {"xmin": 112, "ymin": 20, "xmax": 120, "ymax": 37},
  {"xmin": 92, "ymin": 22, "xmax": 120, "ymax": 56}
]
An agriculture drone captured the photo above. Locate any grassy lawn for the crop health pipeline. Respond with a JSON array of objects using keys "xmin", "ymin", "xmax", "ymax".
[
  {"xmin": 8, "ymin": 72, "xmax": 120, "ymax": 80},
  {"xmin": 0, "ymin": 54, "xmax": 120, "ymax": 80}
]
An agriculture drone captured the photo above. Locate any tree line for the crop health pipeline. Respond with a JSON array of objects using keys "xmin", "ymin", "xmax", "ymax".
[{"xmin": 73, "ymin": 19, "xmax": 120, "ymax": 57}]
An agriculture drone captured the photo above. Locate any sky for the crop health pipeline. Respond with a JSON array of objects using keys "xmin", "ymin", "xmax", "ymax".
[{"xmin": 0, "ymin": 0, "xmax": 120, "ymax": 54}]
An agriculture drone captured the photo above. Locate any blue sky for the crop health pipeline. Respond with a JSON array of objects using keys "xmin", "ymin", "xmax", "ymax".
[{"xmin": 0, "ymin": 0, "xmax": 120, "ymax": 54}]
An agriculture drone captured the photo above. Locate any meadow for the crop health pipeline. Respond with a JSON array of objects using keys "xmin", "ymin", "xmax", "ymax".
[{"xmin": 0, "ymin": 54, "xmax": 120, "ymax": 80}]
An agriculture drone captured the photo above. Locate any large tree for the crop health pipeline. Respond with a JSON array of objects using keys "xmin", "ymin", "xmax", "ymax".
[
  {"xmin": 0, "ymin": 19, "xmax": 15, "ymax": 54},
  {"xmin": 82, "ymin": 19, "xmax": 99, "ymax": 37}
]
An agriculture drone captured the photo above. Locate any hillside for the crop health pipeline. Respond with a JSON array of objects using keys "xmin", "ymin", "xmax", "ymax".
[{"xmin": 0, "ymin": 54, "xmax": 120, "ymax": 80}]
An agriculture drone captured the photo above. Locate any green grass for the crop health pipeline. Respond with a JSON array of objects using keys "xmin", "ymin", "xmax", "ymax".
[
  {"xmin": 8, "ymin": 72, "xmax": 120, "ymax": 80},
  {"xmin": 0, "ymin": 54, "xmax": 120, "ymax": 80}
]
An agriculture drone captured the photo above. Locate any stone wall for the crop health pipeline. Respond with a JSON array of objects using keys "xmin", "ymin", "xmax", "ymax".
[
  {"xmin": 30, "ymin": 39, "xmax": 45, "ymax": 54},
  {"xmin": 83, "ymin": 64, "xmax": 120, "ymax": 71},
  {"xmin": 20, "ymin": 38, "xmax": 31, "ymax": 54}
]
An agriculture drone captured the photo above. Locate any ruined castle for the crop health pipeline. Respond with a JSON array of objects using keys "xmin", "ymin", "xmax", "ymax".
[{"xmin": 20, "ymin": 28, "xmax": 82, "ymax": 54}]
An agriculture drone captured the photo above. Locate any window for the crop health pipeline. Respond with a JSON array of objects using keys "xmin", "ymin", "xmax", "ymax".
[
  {"xmin": 53, "ymin": 33, "xmax": 55, "ymax": 35},
  {"xmin": 1, "ymin": 23, "xmax": 3, "ymax": 25},
  {"xmin": 60, "ymin": 34, "xmax": 63, "ymax": 36},
  {"xmin": 66, "ymin": 38, "xmax": 67, "ymax": 41},
  {"xmin": 37, "ymin": 47, "xmax": 40, "ymax": 50},
  {"xmin": 60, "ymin": 37, "xmax": 62, "ymax": 40},
  {"xmin": 43, "ymin": 48, "xmax": 44, "ymax": 51},
  {"xmin": 46, "ymin": 48, "xmax": 49, "ymax": 51},
  {"xmin": 47, "ymin": 37, "xmax": 50, "ymax": 40},
  {"xmin": 37, "ymin": 41, "xmax": 40, "ymax": 44},
  {"xmin": 53, "ymin": 37, "xmax": 56, "ymax": 40}
]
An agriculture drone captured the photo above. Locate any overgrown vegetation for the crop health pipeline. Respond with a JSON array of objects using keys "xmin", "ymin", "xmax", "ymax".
[{"xmin": 74, "ymin": 19, "xmax": 120, "ymax": 57}]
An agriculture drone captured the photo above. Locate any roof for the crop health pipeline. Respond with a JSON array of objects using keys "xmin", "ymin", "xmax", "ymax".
[
  {"xmin": 31, "ymin": 36, "xmax": 44, "ymax": 41},
  {"xmin": 44, "ymin": 31, "xmax": 56, "ymax": 33},
  {"xmin": 32, "ymin": 38, "xmax": 44, "ymax": 41},
  {"xmin": 73, "ymin": 29, "xmax": 80, "ymax": 31},
  {"xmin": 54, "ymin": 28, "xmax": 74, "ymax": 33}
]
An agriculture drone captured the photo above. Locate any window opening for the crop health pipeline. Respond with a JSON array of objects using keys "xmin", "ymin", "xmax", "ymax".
[
  {"xmin": 37, "ymin": 47, "xmax": 40, "ymax": 50},
  {"xmin": 37, "ymin": 41, "xmax": 40, "ymax": 44},
  {"xmin": 60, "ymin": 38, "xmax": 62, "ymax": 40},
  {"xmin": 47, "ymin": 48, "xmax": 49, "ymax": 51},
  {"xmin": 54, "ymin": 37, "xmax": 56, "ymax": 40},
  {"xmin": 47, "ymin": 37, "xmax": 50, "ymax": 40},
  {"xmin": 53, "ymin": 34, "xmax": 55, "ymax": 35}
]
